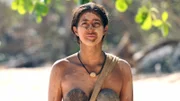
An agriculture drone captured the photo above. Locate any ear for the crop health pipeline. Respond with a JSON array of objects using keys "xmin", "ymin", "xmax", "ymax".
[
  {"xmin": 104, "ymin": 26, "xmax": 108, "ymax": 35},
  {"xmin": 73, "ymin": 26, "xmax": 79, "ymax": 36}
]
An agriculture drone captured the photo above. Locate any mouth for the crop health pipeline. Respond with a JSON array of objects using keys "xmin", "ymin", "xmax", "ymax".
[
  {"xmin": 86, "ymin": 34, "xmax": 97, "ymax": 39},
  {"xmin": 87, "ymin": 34, "xmax": 96, "ymax": 37}
]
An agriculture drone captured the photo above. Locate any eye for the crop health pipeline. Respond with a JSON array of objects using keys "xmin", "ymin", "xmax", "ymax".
[
  {"xmin": 81, "ymin": 22, "xmax": 88, "ymax": 27},
  {"xmin": 93, "ymin": 22, "xmax": 101, "ymax": 27}
]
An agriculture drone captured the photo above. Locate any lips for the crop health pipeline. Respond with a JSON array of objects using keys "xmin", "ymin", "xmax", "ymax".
[
  {"xmin": 87, "ymin": 34, "xmax": 96, "ymax": 37},
  {"xmin": 86, "ymin": 34, "xmax": 97, "ymax": 39}
]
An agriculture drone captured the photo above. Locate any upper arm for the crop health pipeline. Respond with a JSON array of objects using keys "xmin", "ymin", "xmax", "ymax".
[
  {"xmin": 48, "ymin": 60, "xmax": 66, "ymax": 101},
  {"xmin": 119, "ymin": 60, "xmax": 133, "ymax": 101}
]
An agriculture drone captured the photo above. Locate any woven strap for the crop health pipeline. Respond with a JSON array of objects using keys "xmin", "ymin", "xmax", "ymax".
[{"xmin": 89, "ymin": 53, "xmax": 119, "ymax": 101}]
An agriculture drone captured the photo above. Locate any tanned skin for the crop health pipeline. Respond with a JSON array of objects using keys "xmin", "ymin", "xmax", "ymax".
[{"xmin": 48, "ymin": 12, "xmax": 133, "ymax": 101}]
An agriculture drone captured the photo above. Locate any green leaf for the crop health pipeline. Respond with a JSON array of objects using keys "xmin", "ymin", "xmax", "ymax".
[
  {"xmin": 36, "ymin": 16, "xmax": 42, "ymax": 23},
  {"xmin": 19, "ymin": 0, "xmax": 24, "ymax": 5},
  {"xmin": 162, "ymin": 11, "xmax": 168, "ymax": 22},
  {"xmin": 24, "ymin": 0, "xmax": 34, "ymax": 13},
  {"xmin": 135, "ymin": 6, "xmax": 148, "ymax": 24},
  {"xmin": 152, "ymin": 19, "xmax": 162, "ymax": 27},
  {"xmin": 78, "ymin": 0, "xmax": 90, "ymax": 5},
  {"xmin": 74, "ymin": 0, "xmax": 78, "ymax": 4},
  {"xmin": 135, "ymin": 13, "xmax": 143, "ymax": 23},
  {"xmin": 11, "ymin": 1, "xmax": 18, "ymax": 10},
  {"xmin": 141, "ymin": 12, "xmax": 152, "ymax": 30},
  {"xmin": 115, "ymin": 0, "xmax": 128, "ymax": 12},
  {"xmin": 44, "ymin": 0, "xmax": 51, "ymax": 4},
  {"xmin": 17, "ymin": 5, "xmax": 26, "ymax": 15},
  {"xmin": 41, "ymin": 7, "xmax": 48, "ymax": 16},
  {"xmin": 161, "ymin": 23, "xmax": 169, "ymax": 37},
  {"xmin": 35, "ymin": 2, "xmax": 48, "ymax": 16},
  {"xmin": 125, "ymin": 0, "xmax": 132, "ymax": 5}
]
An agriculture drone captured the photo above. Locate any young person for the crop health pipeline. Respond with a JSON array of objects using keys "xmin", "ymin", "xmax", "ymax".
[{"xmin": 48, "ymin": 2, "xmax": 133, "ymax": 101}]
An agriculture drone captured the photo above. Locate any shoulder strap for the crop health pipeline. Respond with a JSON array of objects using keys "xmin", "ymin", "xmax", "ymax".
[{"xmin": 89, "ymin": 53, "xmax": 119, "ymax": 101}]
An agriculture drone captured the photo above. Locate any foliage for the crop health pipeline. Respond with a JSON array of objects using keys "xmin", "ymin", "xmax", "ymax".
[
  {"xmin": 135, "ymin": 5, "xmax": 170, "ymax": 37},
  {"xmin": 77, "ymin": 0, "xmax": 92, "ymax": 5},
  {"xmin": 115, "ymin": 0, "xmax": 132, "ymax": 12},
  {"xmin": 1, "ymin": 0, "xmax": 179, "ymax": 65},
  {"xmin": 11, "ymin": 0, "xmax": 51, "ymax": 23},
  {"xmin": 11, "ymin": 0, "xmax": 171, "ymax": 36}
]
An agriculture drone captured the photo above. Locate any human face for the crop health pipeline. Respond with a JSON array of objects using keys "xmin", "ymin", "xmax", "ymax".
[{"xmin": 73, "ymin": 12, "xmax": 108, "ymax": 46}]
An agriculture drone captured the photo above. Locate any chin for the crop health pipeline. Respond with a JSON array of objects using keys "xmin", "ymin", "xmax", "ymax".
[
  {"xmin": 85, "ymin": 41, "xmax": 102, "ymax": 46},
  {"xmin": 80, "ymin": 39, "xmax": 102, "ymax": 46}
]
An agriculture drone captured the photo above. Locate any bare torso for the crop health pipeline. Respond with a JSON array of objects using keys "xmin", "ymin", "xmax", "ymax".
[
  {"xmin": 60, "ymin": 53, "xmax": 123, "ymax": 98},
  {"xmin": 48, "ymin": 52, "xmax": 133, "ymax": 101}
]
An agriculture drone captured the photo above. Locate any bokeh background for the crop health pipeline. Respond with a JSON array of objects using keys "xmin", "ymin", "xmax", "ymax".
[{"xmin": 0, "ymin": 0, "xmax": 180, "ymax": 101}]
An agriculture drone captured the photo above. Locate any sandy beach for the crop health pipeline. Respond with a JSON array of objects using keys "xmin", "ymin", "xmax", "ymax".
[{"xmin": 0, "ymin": 66, "xmax": 180, "ymax": 101}]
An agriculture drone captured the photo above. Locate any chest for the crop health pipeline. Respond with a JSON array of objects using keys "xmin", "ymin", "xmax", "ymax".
[
  {"xmin": 103, "ymin": 68, "xmax": 123, "ymax": 93},
  {"xmin": 61, "ymin": 66, "xmax": 122, "ymax": 97},
  {"xmin": 61, "ymin": 67, "xmax": 96, "ymax": 95}
]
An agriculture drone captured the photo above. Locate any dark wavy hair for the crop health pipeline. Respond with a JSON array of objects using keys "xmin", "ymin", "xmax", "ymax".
[{"xmin": 71, "ymin": 2, "xmax": 109, "ymax": 43}]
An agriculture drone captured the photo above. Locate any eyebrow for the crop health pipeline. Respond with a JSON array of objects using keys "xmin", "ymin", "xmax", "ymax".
[{"xmin": 80, "ymin": 18, "xmax": 101, "ymax": 22}]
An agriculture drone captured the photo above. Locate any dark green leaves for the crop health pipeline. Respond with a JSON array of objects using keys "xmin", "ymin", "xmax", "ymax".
[
  {"xmin": 78, "ymin": 0, "xmax": 91, "ymax": 5},
  {"xmin": 34, "ymin": 2, "xmax": 49, "ymax": 23},
  {"xmin": 44, "ymin": 0, "xmax": 51, "ymax": 4},
  {"xmin": 34, "ymin": 2, "xmax": 48, "ymax": 16}
]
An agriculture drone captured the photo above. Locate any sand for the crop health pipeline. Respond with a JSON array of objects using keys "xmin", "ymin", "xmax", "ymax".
[{"xmin": 0, "ymin": 66, "xmax": 180, "ymax": 101}]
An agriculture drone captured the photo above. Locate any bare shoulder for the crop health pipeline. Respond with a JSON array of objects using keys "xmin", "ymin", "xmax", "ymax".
[
  {"xmin": 51, "ymin": 54, "xmax": 75, "ymax": 74},
  {"xmin": 50, "ymin": 53, "xmax": 77, "ymax": 73},
  {"xmin": 117, "ymin": 58, "xmax": 132, "ymax": 81},
  {"xmin": 48, "ymin": 55, "xmax": 75, "ymax": 101},
  {"xmin": 106, "ymin": 53, "xmax": 131, "ymax": 69},
  {"xmin": 118, "ymin": 58, "xmax": 131, "ymax": 71},
  {"xmin": 106, "ymin": 53, "xmax": 132, "ymax": 75},
  {"xmin": 49, "ymin": 59, "xmax": 68, "ymax": 81}
]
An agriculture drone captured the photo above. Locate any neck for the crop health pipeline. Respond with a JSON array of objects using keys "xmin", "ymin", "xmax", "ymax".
[{"xmin": 78, "ymin": 44, "xmax": 104, "ymax": 66}]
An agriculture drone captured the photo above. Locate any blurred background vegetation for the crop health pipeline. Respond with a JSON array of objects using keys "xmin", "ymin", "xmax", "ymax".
[{"xmin": 0, "ymin": 0, "xmax": 180, "ymax": 74}]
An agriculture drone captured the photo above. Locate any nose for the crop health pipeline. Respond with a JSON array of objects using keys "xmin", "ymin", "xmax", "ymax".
[
  {"xmin": 87, "ymin": 24, "xmax": 95, "ymax": 33},
  {"xmin": 87, "ymin": 24, "xmax": 94, "ymax": 30}
]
